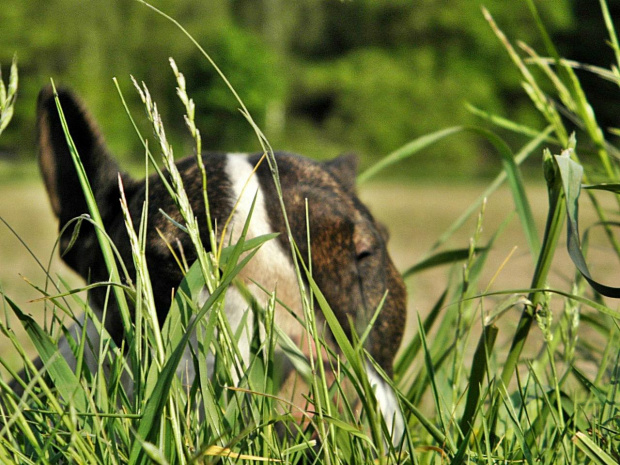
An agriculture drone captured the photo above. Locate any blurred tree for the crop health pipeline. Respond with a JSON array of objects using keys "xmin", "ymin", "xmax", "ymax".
[
  {"xmin": 557, "ymin": 0, "xmax": 620, "ymax": 136},
  {"xmin": 0, "ymin": 0, "xmax": 592, "ymax": 179},
  {"xmin": 0, "ymin": 0, "xmax": 277, "ymax": 161},
  {"xmin": 233, "ymin": 0, "xmax": 574, "ymax": 176},
  {"xmin": 176, "ymin": 24, "xmax": 286, "ymax": 152}
]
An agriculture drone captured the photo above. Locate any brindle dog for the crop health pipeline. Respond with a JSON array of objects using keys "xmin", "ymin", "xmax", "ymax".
[{"xmin": 34, "ymin": 86, "xmax": 407, "ymax": 440}]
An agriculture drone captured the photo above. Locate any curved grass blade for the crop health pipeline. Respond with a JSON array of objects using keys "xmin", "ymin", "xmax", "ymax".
[
  {"xmin": 359, "ymin": 125, "xmax": 542, "ymax": 257},
  {"xmin": 468, "ymin": 287, "xmax": 620, "ymax": 320},
  {"xmin": 468, "ymin": 127, "xmax": 540, "ymax": 256},
  {"xmin": 433, "ymin": 127, "xmax": 551, "ymax": 254},
  {"xmin": 555, "ymin": 150, "xmax": 620, "ymax": 297},
  {"xmin": 357, "ymin": 126, "xmax": 465, "ymax": 184},
  {"xmin": 403, "ymin": 248, "xmax": 487, "ymax": 279},
  {"xmin": 6, "ymin": 297, "xmax": 88, "ymax": 414},
  {"xmin": 467, "ymin": 103, "xmax": 556, "ymax": 141}
]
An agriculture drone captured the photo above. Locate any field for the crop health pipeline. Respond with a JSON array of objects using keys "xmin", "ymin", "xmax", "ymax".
[
  {"xmin": 1, "ymin": 174, "xmax": 615, "ymax": 371},
  {"xmin": 1, "ymin": 167, "xmax": 619, "ymax": 463},
  {"xmin": 1, "ymin": 3, "xmax": 620, "ymax": 462},
  {"xmin": 0, "ymin": 176, "xmax": 545, "ymax": 360}
]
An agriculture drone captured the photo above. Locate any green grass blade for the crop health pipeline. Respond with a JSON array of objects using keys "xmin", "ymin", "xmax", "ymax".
[
  {"xmin": 402, "ymin": 248, "xmax": 487, "ymax": 278},
  {"xmin": 129, "ymin": 247, "xmax": 262, "ymax": 465},
  {"xmin": 357, "ymin": 126, "xmax": 465, "ymax": 184},
  {"xmin": 393, "ymin": 290, "xmax": 447, "ymax": 377},
  {"xmin": 600, "ymin": 0, "xmax": 620, "ymax": 78},
  {"xmin": 458, "ymin": 325, "xmax": 498, "ymax": 441},
  {"xmin": 572, "ymin": 431, "xmax": 618, "ymax": 465},
  {"xmin": 360, "ymin": 124, "xmax": 541, "ymax": 258},
  {"xmin": 469, "ymin": 127, "xmax": 540, "ymax": 256},
  {"xmin": 51, "ymin": 83, "xmax": 133, "ymax": 338},
  {"xmin": 555, "ymin": 150, "xmax": 620, "ymax": 297},
  {"xmin": 499, "ymin": 384, "xmax": 534, "ymax": 465},
  {"xmin": 296, "ymin": 255, "xmax": 393, "ymax": 449},
  {"xmin": 467, "ymin": 103, "xmax": 557, "ymax": 141},
  {"xmin": 525, "ymin": 0, "xmax": 613, "ymax": 177},
  {"xmin": 489, "ymin": 148, "xmax": 567, "ymax": 444},
  {"xmin": 582, "ymin": 183, "xmax": 620, "ymax": 193},
  {"xmin": 6, "ymin": 297, "xmax": 88, "ymax": 414},
  {"xmin": 432, "ymin": 127, "xmax": 551, "ymax": 254},
  {"xmin": 416, "ymin": 313, "xmax": 453, "ymax": 451}
]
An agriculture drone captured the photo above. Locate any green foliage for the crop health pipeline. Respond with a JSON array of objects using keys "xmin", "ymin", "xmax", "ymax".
[
  {"xmin": 178, "ymin": 24, "xmax": 286, "ymax": 152},
  {"xmin": 2, "ymin": 1, "xmax": 620, "ymax": 463},
  {"xmin": 0, "ymin": 0, "xmax": 578, "ymax": 177},
  {"xmin": 278, "ymin": 0, "xmax": 573, "ymax": 175},
  {"xmin": 0, "ymin": 57, "xmax": 17, "ymax": 138}
]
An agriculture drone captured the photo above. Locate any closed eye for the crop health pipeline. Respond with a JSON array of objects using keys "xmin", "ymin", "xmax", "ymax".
[{"xmin": 357, "ymin": 249, "xmax": 373, "ymax": 261}]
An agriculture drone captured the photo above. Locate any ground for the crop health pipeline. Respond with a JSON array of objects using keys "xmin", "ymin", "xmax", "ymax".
[{"xmin": 0, "ymin": 176, "xmax": 617, "ymax": 373}]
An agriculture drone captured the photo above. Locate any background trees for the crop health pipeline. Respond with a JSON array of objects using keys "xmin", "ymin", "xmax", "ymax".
[{"xmin": 0, "ymin": 0, "xmax": 614, "ymax": 178}]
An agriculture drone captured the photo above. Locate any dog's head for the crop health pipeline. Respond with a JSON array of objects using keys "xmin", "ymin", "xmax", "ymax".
[
  {"xmin": 37, "ymin": 85, "xmax": 406, "ymax": 374},
  {"xmin": 252, "ymin": 153, "xmax": 407, "ymax": 371}
]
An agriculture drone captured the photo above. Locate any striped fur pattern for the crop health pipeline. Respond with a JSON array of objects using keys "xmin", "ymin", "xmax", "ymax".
[{"xmin": 34, "ymin": 86, "xmax": 407, "ymax": 441}]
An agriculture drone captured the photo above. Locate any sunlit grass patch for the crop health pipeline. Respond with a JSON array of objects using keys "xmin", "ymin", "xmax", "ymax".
[{"xmin": 1, "ymin": 1, "xmax": 620, "ymax": 464}]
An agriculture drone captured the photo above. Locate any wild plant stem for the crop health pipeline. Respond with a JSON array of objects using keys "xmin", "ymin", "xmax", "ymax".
[{"xmin": 490, "ymin": 151, "xmax": 566, "ymax": 441}]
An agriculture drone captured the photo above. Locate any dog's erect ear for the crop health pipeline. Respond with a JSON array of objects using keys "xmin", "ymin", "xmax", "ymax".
[
  {"xmin": 37, "ymin": 85, "xmax": 126, "ymax": 225},
  {"xmin": 323, "ymin": 153, "xmax": 358, "ymax": 192}
]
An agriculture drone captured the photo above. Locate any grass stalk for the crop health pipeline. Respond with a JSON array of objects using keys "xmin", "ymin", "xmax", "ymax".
[
  {"xmin": 489, "ymin": 148, "xmax": 567, "ymax": 442},
  {"xmin": 51, "ymin": 82, "xmax": 134, "ymax": 341},
  {"xmin": 0, "ymin": 55, "xmax": 17, "ymax": 137}
]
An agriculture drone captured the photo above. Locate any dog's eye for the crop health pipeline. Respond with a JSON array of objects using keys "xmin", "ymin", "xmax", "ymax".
[
  {"xmin": 354, "ymin": 229, "xmax": 375, "ymax": 262},
  {"xmin": 356, "ymin": 249, "xmax": 373, "ymax": 261}
]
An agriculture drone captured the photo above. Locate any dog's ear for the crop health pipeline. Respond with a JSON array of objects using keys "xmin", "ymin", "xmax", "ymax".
[
  {"xmin": 37, "ymin": 85, "xmax": 126, "ymax": 225},
  {"xmin": 323, "ymin": 153, "xmax": 358, "ymax": 192}
]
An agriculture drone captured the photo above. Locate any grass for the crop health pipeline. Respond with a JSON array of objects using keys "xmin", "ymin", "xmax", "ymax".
[
  {"xmin": 1, "ymin": 1, "xmax": 620, "ymax": 463},
  {"xmin": 0, "ymin": 55, "xmax": 17, "ymax": 137}
]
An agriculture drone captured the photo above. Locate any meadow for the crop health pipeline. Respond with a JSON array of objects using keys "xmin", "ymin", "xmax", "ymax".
[
  {"xmin": 1, "ymin": 172, "xmax": 617, "ymax": 463},
  {"xmin": 0, "ymin": 178, "xmax": 555, "ymax": 363},
  {"xmin": 0, "ymin": 2, "xmax": 619, "ymax": 464}
]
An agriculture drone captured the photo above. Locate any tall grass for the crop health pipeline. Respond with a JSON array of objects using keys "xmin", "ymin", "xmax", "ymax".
[
  {"xmin": 0, "ymin": 56, "xmax": 17, "ymax": 138},
  {"xmin": 1, "ymin": 1, "xmax": 620, "ymax": 464}
]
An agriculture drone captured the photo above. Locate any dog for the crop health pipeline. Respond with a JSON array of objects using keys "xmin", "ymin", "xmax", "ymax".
[{"xmin": 32, "ymin": 85, "xmax": 407, "ymax": 441}]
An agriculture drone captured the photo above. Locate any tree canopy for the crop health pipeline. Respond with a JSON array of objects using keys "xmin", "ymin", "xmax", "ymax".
[{"xmin": 1, "ymin": 0, "xmax": 613, "ymax": 178}]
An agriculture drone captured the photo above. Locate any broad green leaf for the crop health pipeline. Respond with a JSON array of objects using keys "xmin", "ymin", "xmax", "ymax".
[
  {"xmin": 572, "ymin": 431, "xmax": 618, "ymax": 465},
  {"xmin": 7, "ymin": 297, "xmax": 89, "ymax": 414},
  {"xmin": 555, "ymin": 150, "xmax": 620, "ymax": 297}
]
